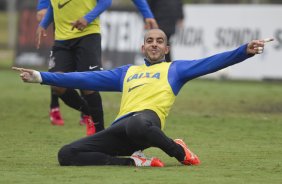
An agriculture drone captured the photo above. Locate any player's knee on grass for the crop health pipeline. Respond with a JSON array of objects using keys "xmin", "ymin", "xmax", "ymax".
[{"xmin": 58, "ymin": 145, "xmax": 74, "ymax": 166}]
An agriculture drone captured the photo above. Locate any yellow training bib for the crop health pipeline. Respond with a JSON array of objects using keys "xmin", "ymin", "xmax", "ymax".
[
  {"xmin": 51, "ymin": 0, "xmax": 100, "ymax": 40},
  {"xmin": 116, "ymin": 62, "xmax": 176, "ymax": 129}
]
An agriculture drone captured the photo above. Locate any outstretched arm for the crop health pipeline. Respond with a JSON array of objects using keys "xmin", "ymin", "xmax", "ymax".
[
  {"xmin": 178, "ymin": 38, "xmax": 274, "ymax": 80},
  {"xmin": 12, "ymin": 65, "xmax": 131, "ymax": 92},
  {"xmin": 168, "ymin": 38, "xmax": 274, "ymax": 95}
]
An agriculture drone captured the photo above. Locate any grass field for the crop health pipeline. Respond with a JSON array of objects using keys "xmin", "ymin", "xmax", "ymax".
[{"xmin": 1, "ymin": 70, "xmax": 282, "ymax": 184}]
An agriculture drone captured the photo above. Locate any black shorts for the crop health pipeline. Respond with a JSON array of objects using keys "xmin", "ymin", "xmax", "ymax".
[{"xmin": 48, "ymin": 33, "xmax": 102, "ymax": 72}]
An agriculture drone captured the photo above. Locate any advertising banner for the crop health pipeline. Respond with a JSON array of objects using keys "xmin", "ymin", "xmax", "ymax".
[{"xmin": 172, "ymin": 5, "xmax": 282, "ymax": 80}]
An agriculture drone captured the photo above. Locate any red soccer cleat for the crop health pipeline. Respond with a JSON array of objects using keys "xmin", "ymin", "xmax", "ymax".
[
  {"xmin": 150, "ymin": 158, "xmax": 165, "ymax": 167},
  {"xmin": 174, "ymin": 139, "xmax": 200, "ymax": 165},
  {"xmin": 83, "ymin": 115, "xmax": 96, "ymax": 136},
  {"xmin": 130, "ymin": 150, "xmax": 164, "ymax": 167},
  {"xmin": 50, "ymin": 107, "xmax": 64, "ymax": 126}
]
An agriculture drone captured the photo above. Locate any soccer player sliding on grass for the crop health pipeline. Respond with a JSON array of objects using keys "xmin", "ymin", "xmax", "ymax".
[{"xmin": 13, "ymin": 29, "xmax": 273, "ymax": 167}]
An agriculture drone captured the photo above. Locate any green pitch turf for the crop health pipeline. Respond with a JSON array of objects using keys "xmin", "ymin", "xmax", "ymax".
[{"xmin": 1, "ymin": 70, "xmax": 282, "ymax": 184}]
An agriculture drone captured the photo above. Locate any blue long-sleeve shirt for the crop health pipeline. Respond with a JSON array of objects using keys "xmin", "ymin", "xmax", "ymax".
[{"xmin": 40, "ymin": 44, "xmax": 252, "ymax": 95}]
